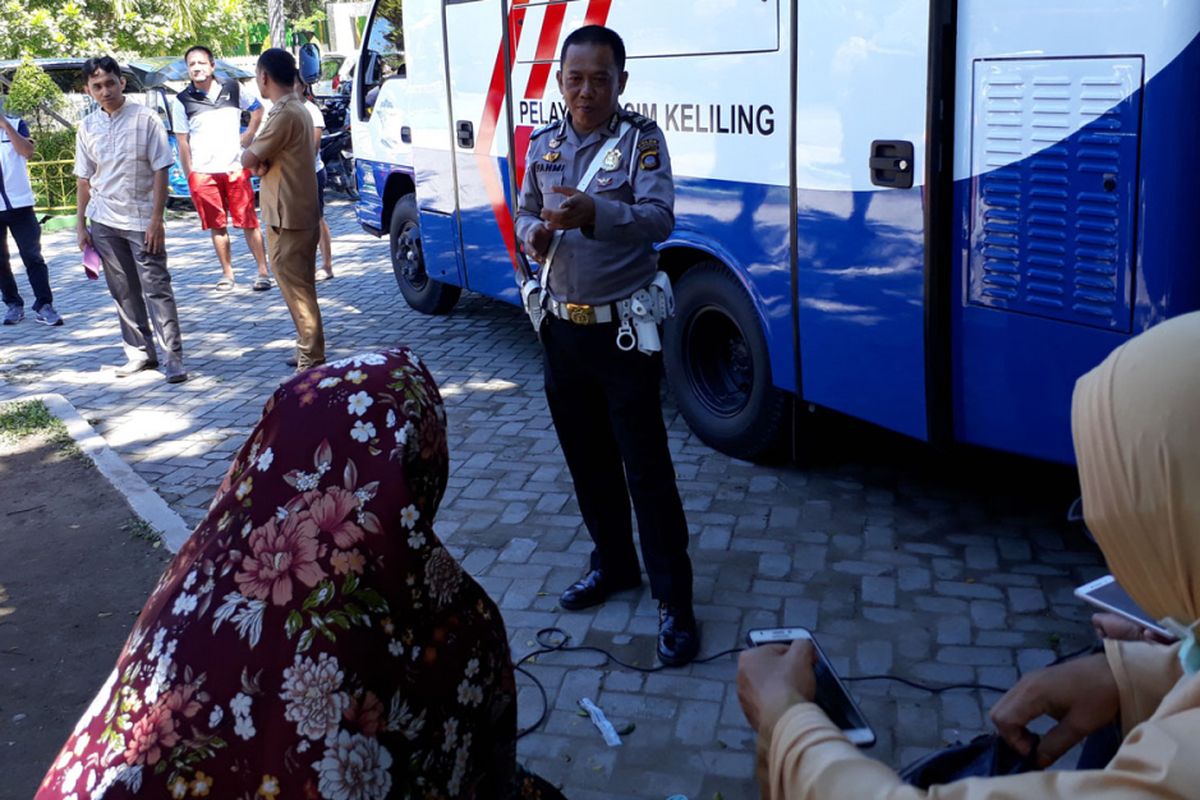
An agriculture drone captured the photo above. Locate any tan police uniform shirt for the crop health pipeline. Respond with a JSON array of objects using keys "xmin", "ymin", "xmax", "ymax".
[{"xmin": 246, "ymin": 94, "xmax": 318, "ymax": 230}]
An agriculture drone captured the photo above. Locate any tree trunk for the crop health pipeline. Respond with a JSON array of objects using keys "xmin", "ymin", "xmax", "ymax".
[{"xmin": 269, "ymin": 0, "xmax": 286, "ymax": 50}]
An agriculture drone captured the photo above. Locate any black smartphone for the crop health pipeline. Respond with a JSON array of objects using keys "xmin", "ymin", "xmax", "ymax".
[{"xmin": 746, "ymin": 626, "xmax": 876, "ymax": 747}]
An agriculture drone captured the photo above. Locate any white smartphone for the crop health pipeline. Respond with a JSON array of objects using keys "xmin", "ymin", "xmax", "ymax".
[
  {"xmin": 746, "ymin": 627, "xmax": 876, "ymax": 747},
  {"xmin": 1074, "ymin": 575, "xmax": 1172, "ymax": 639}
]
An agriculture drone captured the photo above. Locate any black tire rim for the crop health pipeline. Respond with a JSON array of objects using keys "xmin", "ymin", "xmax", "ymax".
[
  {"xmin": 394, "ymin": 221, "xmax": 427, "ymax": 291},
  {"xmin": 683, "ymin": 304, "xmax": 754, "ymax": 418}
]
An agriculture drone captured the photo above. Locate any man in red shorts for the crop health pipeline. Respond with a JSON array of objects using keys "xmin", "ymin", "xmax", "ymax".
[{"xmin": 172, "ymin": 45, "xmax": 271, "ymax": 292}]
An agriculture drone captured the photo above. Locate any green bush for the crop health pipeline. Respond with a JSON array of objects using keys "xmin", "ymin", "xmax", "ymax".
[
  {"xmin": 33, "ymin": 128, "xmax": 74, "ymax": 160},
  {"xmin": 4, "ymin": 58, "xmax": 64, "ymax": 123}
]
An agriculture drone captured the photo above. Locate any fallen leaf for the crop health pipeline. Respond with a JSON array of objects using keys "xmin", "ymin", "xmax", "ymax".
[
  {"xmin": 97, "ymin": 612, "xmax": 113, "ymax": 618},
  {"xmin": 576, "ymin": 709, "xmax": 589, "ymax": 717}
]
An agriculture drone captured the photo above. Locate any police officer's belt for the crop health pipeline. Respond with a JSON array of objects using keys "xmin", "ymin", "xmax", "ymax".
[{"xmin": 544, "ymin": 296, "xmax": 615, "ymax": 325}]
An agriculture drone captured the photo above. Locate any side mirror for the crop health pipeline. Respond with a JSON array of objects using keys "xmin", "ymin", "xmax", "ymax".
[
  {"xmin": 299, "ymin": 43, "xmax": 322, "ymax": 86},
  {"xmin": 362, "ymin": 51, "xmax": 382, "ymax": 87}
]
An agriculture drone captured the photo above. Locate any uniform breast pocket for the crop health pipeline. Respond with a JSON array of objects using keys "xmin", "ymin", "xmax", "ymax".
[
  {"xmin": 590, "ymin": 171, "xmax": 632, "ymax": 201},
  {"xmin": 538, "ymin": 167, "xmax": 566, "ymax": 212}
]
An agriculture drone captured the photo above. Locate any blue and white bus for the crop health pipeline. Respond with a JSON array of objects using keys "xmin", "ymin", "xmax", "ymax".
[{"xmin": 349, "ymin": 0, "xmax": 1200, "ymax": 463}]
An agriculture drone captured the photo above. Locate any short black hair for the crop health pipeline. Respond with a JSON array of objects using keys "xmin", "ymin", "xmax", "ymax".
[
  {"xmin": 257, "ymin": 48, "xmax": 297, "ymax": 88},
  {"xmin": 82, "ymin": 56, "xmax": 122, "ymax": 82},
  {"xmin": 560, "ymin": 25, "xmax": 626, "ymax": 71},
  {"xmin": 185, "ymin": 45, "xmax": 215, "ymax": 65}
]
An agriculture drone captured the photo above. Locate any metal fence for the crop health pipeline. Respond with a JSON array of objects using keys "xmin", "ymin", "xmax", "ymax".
[{"xmin": 28, "ymin": 158, "xmax": 76, "ymax": 215}]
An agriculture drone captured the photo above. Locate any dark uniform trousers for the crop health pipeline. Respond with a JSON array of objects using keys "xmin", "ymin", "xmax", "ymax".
[{"xmin": 542, "ymin": 315, "xmax": 693, "ymax": 606}]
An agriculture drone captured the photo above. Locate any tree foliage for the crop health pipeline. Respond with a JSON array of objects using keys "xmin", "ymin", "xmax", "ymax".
[
  {"xmin": 3, "ymin": 58, "xmax": 65, "ymax": 120},
  {"xmin": 0, "ymin": 0, "xmax": 250, "ymax": 59}
]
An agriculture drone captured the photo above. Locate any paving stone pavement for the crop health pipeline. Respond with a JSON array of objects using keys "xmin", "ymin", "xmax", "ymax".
[{"xmin": 1, "ymin": 199, "xmax": 1107, "ymax": 799}]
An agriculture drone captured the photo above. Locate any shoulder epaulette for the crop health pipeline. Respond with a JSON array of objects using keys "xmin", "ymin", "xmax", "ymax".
[
  {"xmin": 529, "ymin": 122, "xmax": 558, "ymax": 141},
  {"xmin": 622, "ymin": 112, "xmax": 659, "ymax": 133}
]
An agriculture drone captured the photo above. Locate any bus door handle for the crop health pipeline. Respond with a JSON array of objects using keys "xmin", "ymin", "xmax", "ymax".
[
  {"xmin": 401, "ymin": 126, "xmax": 412, "ymax": 144},
  {"xmin": 456, "ymin": 120, "xmax": 475, "ymax": 149},
  {"xmin": 869, "ymin": 140, "xmax": 914, "ymax": 189}
]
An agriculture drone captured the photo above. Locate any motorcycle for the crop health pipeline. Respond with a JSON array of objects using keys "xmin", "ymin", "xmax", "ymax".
[
  {"xmin": 321, "ymin": 128, "xmax": 358, "ymax": 199},
  {"xmin": 318, "ymin": 96, "xmax": 357, "ymax": 199}
]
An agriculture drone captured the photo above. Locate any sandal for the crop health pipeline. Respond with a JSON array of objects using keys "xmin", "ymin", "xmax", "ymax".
[
  {"xmin": 215, "ymin": 277, "xmax": 235, "ymax": 292},
  {"xmin": 252, "ymin": 276, "xmax": 273, "ymax": 291},
  {"xmin": 316, "ymin": 270, "xmax": 333, "ymax": 282}
]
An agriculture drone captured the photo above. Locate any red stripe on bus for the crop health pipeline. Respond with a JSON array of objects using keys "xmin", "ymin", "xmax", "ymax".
[
  {"xmin": 525, "ymin": 2, "xmax": 567, "ymax": 100},
  {"xmin": 474, "ymin": 0, "xmax": 532, "ymax": 272},
  {"xmin": 583, "ymin": 0, "xmax": 613, "ymax": 26}
]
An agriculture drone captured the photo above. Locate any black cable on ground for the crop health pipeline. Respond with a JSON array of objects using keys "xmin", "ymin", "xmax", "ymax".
[{"xmin": 514, "ymin": 629, "xmax": 1098, "ymax": 739}]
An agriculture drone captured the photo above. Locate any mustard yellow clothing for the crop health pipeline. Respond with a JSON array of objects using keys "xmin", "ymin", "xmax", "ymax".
[{"xmin": 759, "ymin": 310, "xmax": 1200, "ymax": 799}]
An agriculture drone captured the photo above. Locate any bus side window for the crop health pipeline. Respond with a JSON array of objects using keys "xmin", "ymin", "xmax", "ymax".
[{"xmin": 359, "ymin": 0, "xmax": 406, "ymax": 121}]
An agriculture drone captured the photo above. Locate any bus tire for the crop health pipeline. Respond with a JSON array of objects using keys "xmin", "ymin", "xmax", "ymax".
[
  {"xmin": 390, "ymin": 194, "xmax": 461, "ymax": 315},
  {"xmin": 663, "ymin": 261, "xmax": 789, "ymax": 461}
]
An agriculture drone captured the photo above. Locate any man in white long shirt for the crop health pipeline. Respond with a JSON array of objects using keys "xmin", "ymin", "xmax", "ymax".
[{"xmin": 75, "ymin": 56, "xmax": 187, "ymax": 383}]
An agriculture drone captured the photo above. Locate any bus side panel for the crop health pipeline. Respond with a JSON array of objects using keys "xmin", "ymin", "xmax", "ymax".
[
  {"xmin": 669, "ymin": 178, "xmax": 796, "ymax": 395},
  {"xmin": 952, "ymin": 2, "xmax": 1200, "ymax": 463},
  {"xmin": 406, "ymin": 0, "xmax": 465, "ymax": 286},
  {"xmin": 445, "ymin": 0, "xmax": 521, "ymax": 304},
  {"xmin": 792, "ymin": 1, "xmax": 932, "ymax": 441}
]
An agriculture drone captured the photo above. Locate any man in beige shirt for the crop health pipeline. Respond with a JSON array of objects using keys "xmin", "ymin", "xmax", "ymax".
[
  {"xmin": 242, "ymin": 48, "xmax": 323, "ymax": 370},
  {"xmin": 75, "ymin": 56, "xmax": 187, "ymax": 383}
]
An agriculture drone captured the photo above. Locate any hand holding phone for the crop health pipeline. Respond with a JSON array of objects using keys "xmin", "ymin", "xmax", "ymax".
[
  {"xmin": 740, "ymin": 627, "xmax": 876, "ymax": 747},
  {"xmin": 737, "ymin": 637, "xmax": 815, "ymax": 733},
  {"xmin": 1074, "ymin": 575, "xmax": 1173, "ymax": 641}
]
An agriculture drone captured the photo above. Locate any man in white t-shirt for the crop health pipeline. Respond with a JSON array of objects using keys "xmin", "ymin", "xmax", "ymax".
[
  {"xmin": 0, "ymin": 112, "xmax": 62, "ymax": 326},
  {"xmin": 171, "ymin": 45, "xmax": 270, "ymax": 292}
]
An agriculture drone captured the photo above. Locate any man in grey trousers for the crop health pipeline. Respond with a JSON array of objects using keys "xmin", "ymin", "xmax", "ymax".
[{"xmin": 75, "ymin": 56, "xmax": 187, "ymax": 383}]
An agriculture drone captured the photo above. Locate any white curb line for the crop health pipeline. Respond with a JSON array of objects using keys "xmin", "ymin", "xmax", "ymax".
[{"xmin": 12, "ymin": 393, "xmax": 194, "ymax": 553}]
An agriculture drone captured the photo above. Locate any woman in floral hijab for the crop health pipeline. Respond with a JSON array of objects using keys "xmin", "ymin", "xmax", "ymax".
[{"xmin": 36, "ymin": 348, "xmax": 557, "ymax": 800}]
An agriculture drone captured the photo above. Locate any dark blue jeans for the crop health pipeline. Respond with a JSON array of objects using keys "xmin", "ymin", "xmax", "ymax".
[{"xmin": 0, "ymin": 205, "xmax": 52, "ymax": 310}]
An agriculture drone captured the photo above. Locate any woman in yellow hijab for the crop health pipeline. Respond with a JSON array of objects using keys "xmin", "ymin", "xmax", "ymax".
[{"xmin": 738, "ymin": 310, "xmax": 1200, "ymax": 799}]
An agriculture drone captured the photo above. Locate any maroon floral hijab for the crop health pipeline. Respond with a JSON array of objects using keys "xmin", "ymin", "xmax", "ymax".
[{"xmin": 36, "ymin": 348, "xmax": 522, "ymax": 800}]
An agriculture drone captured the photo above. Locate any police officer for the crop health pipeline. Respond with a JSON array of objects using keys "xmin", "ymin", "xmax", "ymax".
[{"xmin": 515, "ymin": 25, "xmax": 698, "ymax": 666}]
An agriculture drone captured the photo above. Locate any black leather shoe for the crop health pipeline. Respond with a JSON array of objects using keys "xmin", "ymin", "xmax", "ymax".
[
  {"xmin": 657, "ymin": 603, "xmax": 700, "ymax": 666},
  {"xmin": 558, "ymin": 569, "xmax": 641, "ymax": 611}
]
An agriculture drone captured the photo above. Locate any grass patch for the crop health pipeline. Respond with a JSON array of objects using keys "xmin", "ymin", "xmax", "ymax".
[
  {"xmin": 0, "ymin": 400, "xmax": 88, "ymax": 462},
  {"xmin": 121, "ymin": 517, "xmax": 164, "ymax": 548}
]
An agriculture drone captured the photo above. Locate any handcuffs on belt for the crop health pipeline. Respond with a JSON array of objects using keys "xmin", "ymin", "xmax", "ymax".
[{"xmin": 521, "ymin": 271, "xmax": 675, "ymax": 354}]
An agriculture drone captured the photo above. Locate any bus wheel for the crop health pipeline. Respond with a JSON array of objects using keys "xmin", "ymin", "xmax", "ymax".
[
  {"xmin": 390, "ymin": 194, "xmax": 461, "ymax": 315},
  {"xmin": 663, "ymin": 262, "xmax": 789, "ymax": 461}
]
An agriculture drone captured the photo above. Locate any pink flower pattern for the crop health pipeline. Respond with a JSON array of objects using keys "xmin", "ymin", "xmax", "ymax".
[
  {"xmin": 235, "ymin": 514, "xmax": 325, "ymax": 605},
  {"xmin": 304, "ymin": 487, "xmax": 366, "ymax": 548}
]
